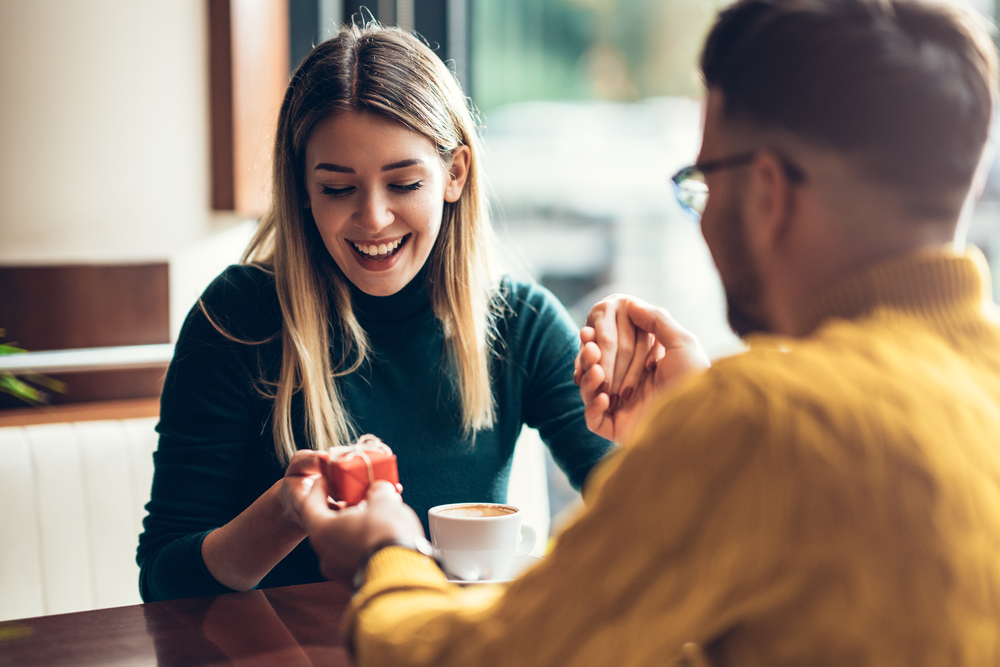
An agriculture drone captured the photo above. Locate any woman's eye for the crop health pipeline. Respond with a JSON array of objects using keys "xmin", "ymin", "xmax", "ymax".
[
  {"xmin": 321, "ymin": 185, "xmax": 355, "ymax": 196},
  {"xmin": 389, "ymin": 181, "xmax": 423, "ymax": 193}
]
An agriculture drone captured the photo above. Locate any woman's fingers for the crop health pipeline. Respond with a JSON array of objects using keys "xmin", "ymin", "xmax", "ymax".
[
  {"xmin": 646, "ymin": 339, "xmax": 666, "ymax": 371},
  {"xmin": 578, "ymin": 341, "xmax": 606, "ymax": 403},
  {"xmin": 277, "ymin": 450, "xmax": 331, "ymax": 531},
  {"xmin": 618, "ymin": 331, "xmax": 653, "ymax": 404},
  {"xmin": 579, "ymin": 355, "xmax": 611, "ymax": 433},
  {"xmin": 574, "ymin": 326, "xmax": 598, "ymax": 385},
  {"xmin": 586, "ymin": 302, "xmax": 620, "ymax": 398},
  {"xmin": 301, "ymin": 470, "xmax": 338, "ymax": 529},
  {"xmin": 608, "ymin": 306, "xmax": 638, "ymax": 406},
  {"xmin": 285, "ymin": 449, "xmax": 326, "ymax": 477}
]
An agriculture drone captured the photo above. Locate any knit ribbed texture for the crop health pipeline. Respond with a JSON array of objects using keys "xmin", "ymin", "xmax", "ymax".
[
  {"xmin": 347, "ymin": 248, "xmax": 1000, "ymax": 666},
  {"xmin": 793, "ymin": 245, "xmax": 993, "ymax": 336},
  {"xmin": 361, "ymin": 547, "xmax": 449, "ymax": 593}
]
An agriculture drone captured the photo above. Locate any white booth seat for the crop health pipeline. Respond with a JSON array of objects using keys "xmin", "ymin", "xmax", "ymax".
[
  {"xmin": 0, "ymin": 415, "xmax": 548, "ymax": 622},
  {"xmin": 0, "ymin": 418, "xmax": 158, "ymax": 621}
]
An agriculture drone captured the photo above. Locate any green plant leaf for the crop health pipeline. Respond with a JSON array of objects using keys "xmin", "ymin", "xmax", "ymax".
[
  {"xmin": 0, "ymin": 374, "xmax": 47, "ymax": 404},
  {"xmin": 22, "ymin": 372, "xmax": 67, "ymax": 394}
]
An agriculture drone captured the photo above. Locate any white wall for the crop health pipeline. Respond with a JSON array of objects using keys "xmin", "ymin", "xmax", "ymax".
[
  {"xmin": 169, "ymin": 219, "xmax": 256, "ymax": 341},
  {"xmin": 0, "ymin": 0, "xmax": 240, "ymax": 264}
]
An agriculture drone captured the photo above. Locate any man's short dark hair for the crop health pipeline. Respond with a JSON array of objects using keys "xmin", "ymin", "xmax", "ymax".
[{"xmin": 701, "ymin": 0, "xmax": 998, "ymax": 207}]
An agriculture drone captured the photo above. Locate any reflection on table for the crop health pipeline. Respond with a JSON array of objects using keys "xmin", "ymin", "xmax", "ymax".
[{"xmin": 0, "ymin": 580, "xmax": 355, "ymax": 666}]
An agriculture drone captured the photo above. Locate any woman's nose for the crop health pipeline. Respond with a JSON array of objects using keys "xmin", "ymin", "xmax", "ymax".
[{"xmin": 355, "ymin": 190, "xmax": 394, "ymax": 232}]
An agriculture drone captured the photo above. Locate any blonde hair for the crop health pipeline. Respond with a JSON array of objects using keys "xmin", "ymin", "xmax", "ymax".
[{"xmin": 231, "ymin": 23, "xmax": 501, "ymax": 465}]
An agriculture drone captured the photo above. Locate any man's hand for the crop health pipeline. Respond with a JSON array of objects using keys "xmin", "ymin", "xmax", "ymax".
[
  {"xmin": 575, "ymin": 295, "xmax": 710, "ymax": 444},
  {"xmin": 301, "ymin": 475, "xmax": 425, "ymax": 581}
]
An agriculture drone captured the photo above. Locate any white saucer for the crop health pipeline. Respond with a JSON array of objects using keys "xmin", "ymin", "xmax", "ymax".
[{"xmin": 446, "ymin": 555, "xmax": 542, "ymax": 585}]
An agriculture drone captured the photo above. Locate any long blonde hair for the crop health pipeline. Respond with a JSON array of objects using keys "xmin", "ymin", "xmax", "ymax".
[{"xmin": 228, "ymin": 23, "xmax": 501, "ymax": 465}]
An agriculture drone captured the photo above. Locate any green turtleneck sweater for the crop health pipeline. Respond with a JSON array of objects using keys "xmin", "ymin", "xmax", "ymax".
[{"xmin": 137, "ymin": 265, "xmax": 614, "ymax": 602}]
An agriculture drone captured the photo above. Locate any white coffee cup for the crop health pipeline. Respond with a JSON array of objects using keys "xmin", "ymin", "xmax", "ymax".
[{"xmin": 428, "ymin": 502, "xmax": 537, "ymax": 582}]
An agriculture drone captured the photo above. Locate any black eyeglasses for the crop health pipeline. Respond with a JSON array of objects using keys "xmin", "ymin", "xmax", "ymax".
[{"xmin": 671, "ymin": 151, "xmax": 807, "ymax": 221}]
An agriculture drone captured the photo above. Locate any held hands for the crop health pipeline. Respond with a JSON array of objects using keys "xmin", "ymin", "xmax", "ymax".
[
  {"xmin": 299, "ymin": 466, "xmax": 424, "ymax": 581},
  {"xmin": 574, "ymin": 295, "xmax": 710, "ymax": 445},
  {"xmin": 202, "ymin": 450, "xmax": 416, "ymax": 593}
]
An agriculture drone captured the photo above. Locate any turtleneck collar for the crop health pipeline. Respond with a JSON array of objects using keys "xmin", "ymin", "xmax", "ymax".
[
  {"xmin": 792, "ymin": 245, "xmax": 995, "ymax": 337},
  {"xmin": 344, "ymin": 264, "xmax": 435, "ymax": 328}
]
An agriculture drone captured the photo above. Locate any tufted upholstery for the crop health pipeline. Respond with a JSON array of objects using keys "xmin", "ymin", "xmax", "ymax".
[{"xmin": 0, "ymin": 420, "xmax": 548, "ymax": 621}]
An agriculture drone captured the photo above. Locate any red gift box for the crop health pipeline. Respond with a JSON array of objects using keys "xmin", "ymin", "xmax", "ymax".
[{"xmin": 326, "ymin": 435, "xmax": 399, "ymax": 506}]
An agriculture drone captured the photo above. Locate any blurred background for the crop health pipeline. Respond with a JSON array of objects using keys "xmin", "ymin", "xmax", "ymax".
[{"xmin": 2, "ymin": 0, "xmax": 998, "ymax": 529}]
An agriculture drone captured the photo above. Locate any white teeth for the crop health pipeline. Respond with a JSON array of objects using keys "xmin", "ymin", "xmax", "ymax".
[{"xmin": 353, "ymin": 238, "xmax": 404, "ymax": 256}]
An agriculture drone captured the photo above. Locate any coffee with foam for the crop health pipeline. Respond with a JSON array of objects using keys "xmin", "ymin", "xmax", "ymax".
[{"xmin": 433, "ymin": 504, "xmax": 517, "ymax": 518}]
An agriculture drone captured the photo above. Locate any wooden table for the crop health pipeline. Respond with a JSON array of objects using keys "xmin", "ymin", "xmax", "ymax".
[{"xmin": 0, "ymin": 581, "xmax": 355, "ymax": 666}]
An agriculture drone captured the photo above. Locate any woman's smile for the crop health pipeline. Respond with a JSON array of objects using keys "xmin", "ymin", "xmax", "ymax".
[{"xmin": 346, "ymin": 234, "xmax": 411, "ymax": 271}]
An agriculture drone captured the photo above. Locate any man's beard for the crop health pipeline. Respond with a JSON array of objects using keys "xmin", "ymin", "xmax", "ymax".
[
  {"xmin": 717, "ymin": 201, "xmax": 771, "ymax": 338},
  {"xmin": 726, "ymin": 287, "xmax": 770, "ymax": 338}
]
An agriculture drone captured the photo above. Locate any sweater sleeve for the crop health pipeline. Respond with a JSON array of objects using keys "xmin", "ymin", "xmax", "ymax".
[
  {"xmin": 504, "ymin": 280, "xmax": 616, "ymax": 489},
  {"xmin": 344, "ymin": 370, "xmax": 791, "ymax": 667},
  {"xmin": 136, "ymin": 266, "xmax": 279, "ymax": 602}
]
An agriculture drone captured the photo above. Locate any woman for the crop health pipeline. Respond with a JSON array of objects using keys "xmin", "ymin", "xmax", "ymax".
[{"xmin": 137, "ymin": 23, "xmax": 614, "ymax": 602}]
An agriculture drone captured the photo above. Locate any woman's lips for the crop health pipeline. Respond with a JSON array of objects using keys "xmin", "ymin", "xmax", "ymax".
[
  {"xmin": 345, "ymin": 234, "xmax": 410, "ymax": 271},
  {"xmin": 350, "ymin": 235, "xmax": 407, "ymax": 258}
]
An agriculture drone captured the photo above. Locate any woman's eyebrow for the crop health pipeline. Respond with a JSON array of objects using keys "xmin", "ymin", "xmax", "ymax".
[
  {"xmin": 315, "ymin": 163, "xmax": 354, "ymax": 173},
  {"xmin": 313, "ymin": 159, "xmax": 423, "ymax": 173},
  {"xmin": 382, "ymin": 158, "xmax": 423, "ymax": 171}
]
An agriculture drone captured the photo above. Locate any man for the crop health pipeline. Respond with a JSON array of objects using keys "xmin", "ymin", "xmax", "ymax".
[{"xmin": 297, "ymin": 0, "xmax": 1000, "ymax": 664}]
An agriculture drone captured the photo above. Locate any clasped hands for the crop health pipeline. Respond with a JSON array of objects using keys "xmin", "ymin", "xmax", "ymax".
[
  {"xmin": 284, "ymin": 295, "xmax": 710, "ymax": 581},
  {"xmin": 573, "ymin": 295, "xmax": 710, "ymax": 445},
  {"xmin": 278, "ymin": 450, "xmax": 424, "ymax": 582}
]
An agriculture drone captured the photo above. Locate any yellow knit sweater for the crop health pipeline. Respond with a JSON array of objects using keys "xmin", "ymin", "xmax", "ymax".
[{"xmin": 344, "ymin": 248, "xmax": 1000, "ymax": 666}]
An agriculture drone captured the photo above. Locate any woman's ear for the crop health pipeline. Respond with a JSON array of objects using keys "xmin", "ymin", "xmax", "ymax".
[{"xmin": 444, "ymin": 145, "xmax": 472, "ymax": 202}]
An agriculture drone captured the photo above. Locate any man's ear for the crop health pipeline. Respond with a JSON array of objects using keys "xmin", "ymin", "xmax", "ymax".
[
  {"xmin": 744, "ymin": 150, "xmax": 795, "ymax": 250},
  {"xmin": 444, "ymin": 145, "xmax": 471, "ymax": 203}
]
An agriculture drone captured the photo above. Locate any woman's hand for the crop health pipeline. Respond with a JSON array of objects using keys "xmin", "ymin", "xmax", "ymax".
[
  {"xmin": 276, "ymin": 449, "xmax": 330, "ymax": 534},
  {"xmin": 575, "ymin": 295, "xmax": 710, "ymax": 444},
  {"xmin": 201, "ymin": 449, "xmax": 332, "ymax": 592},
  {"xmin": 301, "ymin": 480, "xmax": 425, "ymax": 581}
]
